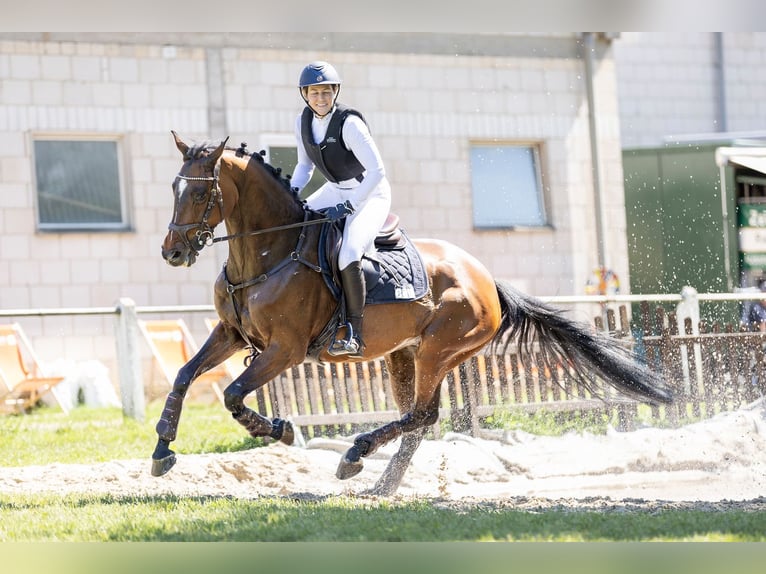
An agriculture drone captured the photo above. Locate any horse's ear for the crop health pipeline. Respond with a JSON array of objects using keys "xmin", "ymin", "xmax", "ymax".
[
  {"xmin": 171, "ymin": 130, "xmax": 189, "ymax": 157},
  {"xmin": 204, "ymin": 136, "xmax": 229, "ymax": 168}
]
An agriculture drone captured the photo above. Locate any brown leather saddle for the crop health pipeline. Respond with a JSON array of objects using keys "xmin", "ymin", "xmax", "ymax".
[{"xmin": 373, "ymin": 212, "xmax": 405, "ymax": 249}]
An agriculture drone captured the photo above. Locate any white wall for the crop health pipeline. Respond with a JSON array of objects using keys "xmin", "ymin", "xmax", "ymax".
[
  {"xmin": 614, "ymin": 32, "xmax": 766, "ymax": 148},
  {"xmin": 0, "ymin": 33, "xmax": 623, "ymax": 391}
]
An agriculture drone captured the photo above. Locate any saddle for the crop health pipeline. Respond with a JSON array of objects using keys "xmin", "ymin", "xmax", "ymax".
[
  {"xmin": 318, "ymin": 212, "xmax": 427, "ymax": 301},
  {"xmin": 306, "ymin": 211, "xmax": 429, "ymax": 360},
  {"xmin": 374, "ymin": 213, "xmax": 405, "ymax": 249}
]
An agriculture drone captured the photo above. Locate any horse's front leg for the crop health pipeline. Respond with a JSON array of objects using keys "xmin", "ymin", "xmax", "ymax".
[
  {"xmin": 222, "ymin": 346, "xmax": 301, "ymax": 447},
  {"xmin": 151, "ymin": 324, "xmax": 243, "ymax": 477}
]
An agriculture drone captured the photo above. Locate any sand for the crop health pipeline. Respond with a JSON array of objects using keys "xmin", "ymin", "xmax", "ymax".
[{"xmin": 2, "ymin": 400, "xmax": 765, "ymax": 512}]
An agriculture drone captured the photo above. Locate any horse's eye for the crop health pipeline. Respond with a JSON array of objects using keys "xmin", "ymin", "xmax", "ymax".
[{"xmin": 191, "ymin": 188, "xmax": 208, "ymax": 204}]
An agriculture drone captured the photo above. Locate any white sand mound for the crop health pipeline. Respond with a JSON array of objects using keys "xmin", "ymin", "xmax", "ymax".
[{"xmin": 2, "ymin": 401, "xmax": 765, "ymax": 510}]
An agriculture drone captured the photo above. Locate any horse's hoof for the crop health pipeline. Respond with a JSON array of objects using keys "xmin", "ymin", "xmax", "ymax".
[
  {"xmin": 271, "ymin": 418, "xmax": 295, "ymax": 446},
  {"xmin": 336, "ymin": 446, "xmax": 364, "ymax": 480},
  {"xmin": 151, "ymin": 453, "xmax": 176, "ymax": 477},
  {"xmin": 279, "ymin": 420, "xmax": 295, "ymax": 445}
]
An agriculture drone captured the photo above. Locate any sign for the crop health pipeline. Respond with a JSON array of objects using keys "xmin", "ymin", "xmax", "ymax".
[
  {"xmin": 738, "ymin": 204, "xmax": 766, "ymax": 256},
  {"xmin": 738, "ymin": 203, "xmax": 766, "ymax": 228},
  {"xmin": 738, "ymin": 228, "xmax": 766, "ymax": 252},
  {"xmin": 742, "ymin": 252, "xmax": 766, "ymax": 270}
]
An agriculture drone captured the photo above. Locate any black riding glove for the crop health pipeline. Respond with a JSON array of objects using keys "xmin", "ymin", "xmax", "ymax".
[{"xmin": 326, "ymin": 200, "xmax": 355, "ymax": 221}]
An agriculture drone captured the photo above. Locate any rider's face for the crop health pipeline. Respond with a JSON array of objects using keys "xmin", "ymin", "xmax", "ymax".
[{"xmin": 305, "ymin": 85, "xmax": 337, "ymax": 117}]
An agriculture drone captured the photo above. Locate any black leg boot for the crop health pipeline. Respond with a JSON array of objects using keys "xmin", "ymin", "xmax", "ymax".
[{"xmin": 329, "ymin": 261, "xmax": 366, "ymax": 357}]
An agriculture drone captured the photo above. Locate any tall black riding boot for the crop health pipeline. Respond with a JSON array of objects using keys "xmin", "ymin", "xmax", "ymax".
[{"xmin": 329, "ymin": 261, "xmax": 366, "ymax": 357}]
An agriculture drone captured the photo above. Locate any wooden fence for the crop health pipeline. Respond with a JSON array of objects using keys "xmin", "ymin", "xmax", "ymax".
[
  {"xmin": 247, "ymin": 302, "xmax": 766, "ymax": 439},
  {"xmin": 4, "ymin": 292, "xmax": 765, "ymax": 430}
]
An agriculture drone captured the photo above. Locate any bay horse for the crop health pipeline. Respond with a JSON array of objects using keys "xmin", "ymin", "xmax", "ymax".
[{"xmin": 152, "ymin": 131, "xmax": 673, "ymax": 495}]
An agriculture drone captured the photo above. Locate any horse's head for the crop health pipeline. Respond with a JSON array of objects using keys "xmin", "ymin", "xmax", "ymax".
[{"xmin": 162, "ymin": 131, "xmax": 230, "ymax": 267}]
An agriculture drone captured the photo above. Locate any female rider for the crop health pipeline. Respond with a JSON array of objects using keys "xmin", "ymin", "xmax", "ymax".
[{"xmin": 290, "ymin": 61, "xmax": 392, "ymax": 356}]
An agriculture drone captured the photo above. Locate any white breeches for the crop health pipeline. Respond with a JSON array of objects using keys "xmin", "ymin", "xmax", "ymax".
[{"xmin": 305, "ymin": 179, "xmax": 392, "ymax": 269}]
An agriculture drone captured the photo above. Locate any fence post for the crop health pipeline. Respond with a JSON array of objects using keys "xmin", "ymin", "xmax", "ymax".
[
  {"xmin": 114, "ymin": 297, "xmax": 145, "ymax": 422},
  {"xmin": 676, "ymin": 286, "xmax": 703, "ymax": 394}
]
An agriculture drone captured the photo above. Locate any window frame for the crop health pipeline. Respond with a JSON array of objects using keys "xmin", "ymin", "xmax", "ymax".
[
  {"xmin": 31, "ymin": 132, "xmax": 131, "ymax": 232},
  {"xmin": 259, "ymin": 132, "xmax": 326, "ymax": 199},
  {"xmin": 469, "ymin": 140, "xmax": 549, "ymax": 230}
]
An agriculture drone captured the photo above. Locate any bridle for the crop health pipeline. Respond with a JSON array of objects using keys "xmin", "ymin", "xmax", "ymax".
[
  {"xmin": 167, "ymin": 156, "xmax": 329, "ymax": 365},
  {"xmin": 168, "ymin": 162, "xmax": 224, "ymax": 253},
  {"xmin": 169, "ymin": 160, "xmax": 332, "ymax": 254},
  {"xmin": 167, "ymin": 148, "xmax": 351, "ymax": 364}
]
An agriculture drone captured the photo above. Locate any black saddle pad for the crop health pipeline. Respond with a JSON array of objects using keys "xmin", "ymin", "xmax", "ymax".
[{"xmin": 318, "ymin": 222, "xmax": 429, "ymax": 305}]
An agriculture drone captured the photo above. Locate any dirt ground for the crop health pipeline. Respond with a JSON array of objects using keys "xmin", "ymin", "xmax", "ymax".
[{"xmin": 2, "ymin": 400, "xmax": 765, "ymax": 513}]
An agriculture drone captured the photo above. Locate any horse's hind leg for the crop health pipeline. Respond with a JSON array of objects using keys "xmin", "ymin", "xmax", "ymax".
[
  {"xmin": 338, "ymin": 348, "xmax": 439, "ymax": 491},
  {"xmin": 360, "ymin": 349, "xmax": 425, "ymax": 495},
  {"xmin": 367, "ymin": 428, "xmax": 427, "ymax": 496},
  {"xmin": 336, "ymin": 397, "xmax": 439, "ymax": 482}
]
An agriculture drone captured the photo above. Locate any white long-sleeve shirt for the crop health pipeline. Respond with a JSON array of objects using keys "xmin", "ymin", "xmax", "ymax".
[{"xmin": 292, "ymin": 106, "xmax": 386, "ymax": 211}]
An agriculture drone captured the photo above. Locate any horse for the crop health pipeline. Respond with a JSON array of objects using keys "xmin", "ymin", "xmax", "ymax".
[{"xmin": 151, "ymin": 131, "xmax": 673, "ymax": 496}]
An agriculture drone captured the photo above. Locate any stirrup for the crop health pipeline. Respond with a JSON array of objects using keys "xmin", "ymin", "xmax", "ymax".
[
  {"xmin": 328, "ymin": 336, "xmax": 362, "ymax": 356},
  {"xmin": 328, "ymin": 322, "xmax": 363, "ymax": 356}
]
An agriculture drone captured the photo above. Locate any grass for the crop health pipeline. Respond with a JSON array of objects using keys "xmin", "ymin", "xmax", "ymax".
[
  {"xmin": 482, "ymin": 408, "xmax": 614, "ymax": 435},
  {"xmin": 1, "ymin": 402, "xmax": 626, "ymax": 468},
  {"xmin": 1, "ymin": 403, "xmax": 765, "ymax": 542},
  {"xmin": 0, "ymin": 402, "xmax": 265, "ymax": 467},
  {"xmin": 0, "ymin": 492, "xmax": 764, "ymax": 542}
]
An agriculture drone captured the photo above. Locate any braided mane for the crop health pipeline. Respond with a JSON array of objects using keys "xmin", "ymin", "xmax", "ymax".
[{"xmin": 186, "ymin": 139, "xmax": 303, "ymax": 205}]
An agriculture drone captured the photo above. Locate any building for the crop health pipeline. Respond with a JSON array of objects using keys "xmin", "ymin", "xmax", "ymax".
[{"xmin": 1, "ymin": 32, "xmax": 764, "ymax": 391}]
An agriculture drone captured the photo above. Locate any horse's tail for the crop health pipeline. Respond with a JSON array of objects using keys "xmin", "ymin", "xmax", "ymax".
[{"xmin": 491, "ymin": 280, "xmax": 673, "ymax": 406}]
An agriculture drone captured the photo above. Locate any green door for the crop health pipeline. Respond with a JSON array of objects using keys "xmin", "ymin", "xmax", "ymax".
[{"xmin": 623, "ymin": 145, "xmax": 739, "ymax": 325}]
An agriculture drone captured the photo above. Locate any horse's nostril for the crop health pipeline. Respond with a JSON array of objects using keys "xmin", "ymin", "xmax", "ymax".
[{"xmin": 162, "ymin": 248, "xmax": 183, "ymax": 263}]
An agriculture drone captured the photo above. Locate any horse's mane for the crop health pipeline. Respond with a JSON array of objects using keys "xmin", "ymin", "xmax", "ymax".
[{"xmin": 185, "ymin": 139, "xmax": 303, "ymax": 205}]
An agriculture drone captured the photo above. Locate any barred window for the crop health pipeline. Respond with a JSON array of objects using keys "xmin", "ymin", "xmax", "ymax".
[{"xmin": 33, "ymin": 137, "xmax": 128, "ymax": 231}]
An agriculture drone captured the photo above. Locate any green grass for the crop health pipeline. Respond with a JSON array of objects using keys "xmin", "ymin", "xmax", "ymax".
[
  {"xmin": 2, "ymin": 404, "xmax": 765, "ymax": 542},
  {"xmin": 1, "ymin": 403, "xmax": 618, "ymax": 468},
  {"xmin": 482, "ymin": 408, "xmax": 613, "ymax": 435},
  {"xmin": 0, "ymin": 402, "xmax": 265, "ymax": 467},
  {"xmin": 0, "ymin": 492, "xmax": 764, "ymax": 542}
]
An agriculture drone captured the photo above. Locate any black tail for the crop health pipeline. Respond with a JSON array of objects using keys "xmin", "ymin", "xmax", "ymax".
[{"xmin": 491, "ymin": 280, "xmax": 673, "ymax": 406}]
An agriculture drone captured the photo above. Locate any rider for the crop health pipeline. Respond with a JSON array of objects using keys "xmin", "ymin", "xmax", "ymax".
[{"xmin": 290, "ymin": 61, "xmax": 392, "ymax": 357}]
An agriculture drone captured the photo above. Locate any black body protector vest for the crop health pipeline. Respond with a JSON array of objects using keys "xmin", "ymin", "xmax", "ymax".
[{"xmin": 301, "ymin": 103, "xmax": 368, "ymax": 184}]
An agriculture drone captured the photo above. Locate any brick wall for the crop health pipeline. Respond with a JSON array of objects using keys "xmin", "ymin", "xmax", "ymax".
[
  {"xmin": 0, "ymin": 33, "xmax": 624, "ymax": 390},
  {"xmin": 614, "ymin": 32, "xmax": 766, "ymax": 147}
]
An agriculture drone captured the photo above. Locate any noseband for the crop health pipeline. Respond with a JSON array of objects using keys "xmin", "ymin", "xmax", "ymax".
[{"xmin": 168, "ymin": 163, "xmax": 223, "ymax": 253}]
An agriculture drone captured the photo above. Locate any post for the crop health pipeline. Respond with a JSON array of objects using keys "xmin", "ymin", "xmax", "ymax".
[
  {"xmin": 114, "ymin": 297, "xmax": 145, "ymax": 422},
  {"xmin": 676, "ymin": 286, "xmax": 703, "ymax": 394}
]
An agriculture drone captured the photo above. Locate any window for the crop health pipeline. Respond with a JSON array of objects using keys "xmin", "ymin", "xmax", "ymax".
[
  {"xmin": 259, "ymin": 134, "xmax": 325, "ymax": 199},
  {"xmin": 470, "ymin": 143, "xmax": 547, "ymax": 228},
  {"xmin": 33, "ymin": 136, "xmax": 128, "ymax": 231}
]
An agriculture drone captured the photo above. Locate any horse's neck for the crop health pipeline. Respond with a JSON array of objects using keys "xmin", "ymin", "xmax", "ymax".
[{"xmin": 222, "ymin": 159, "xmax": 306, "ymax": 276}]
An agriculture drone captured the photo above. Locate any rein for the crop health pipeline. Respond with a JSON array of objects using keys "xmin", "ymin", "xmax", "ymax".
[
  {"xmin": 172, "ymin": 155, "xmax": 331, "ymax": 363},
  {"xmin": 223, "ymin": 211, "xmax": 326, "ymax": 366},
  {"xmin": 223, "ymin": 211, "xmax": 323, "ymax": 295},
  {"xmin": 171, "ymin": 163, "xmax": 329, "ymax": 248},
  {"xmin": 210, "ymin": 216, "xmax": 330, "ymax": 244}
]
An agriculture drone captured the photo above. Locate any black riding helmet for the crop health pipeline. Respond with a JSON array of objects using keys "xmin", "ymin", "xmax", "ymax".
[{"xmin": 298, "ymin": 61, "xmax": 342, "ymax": 105}]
